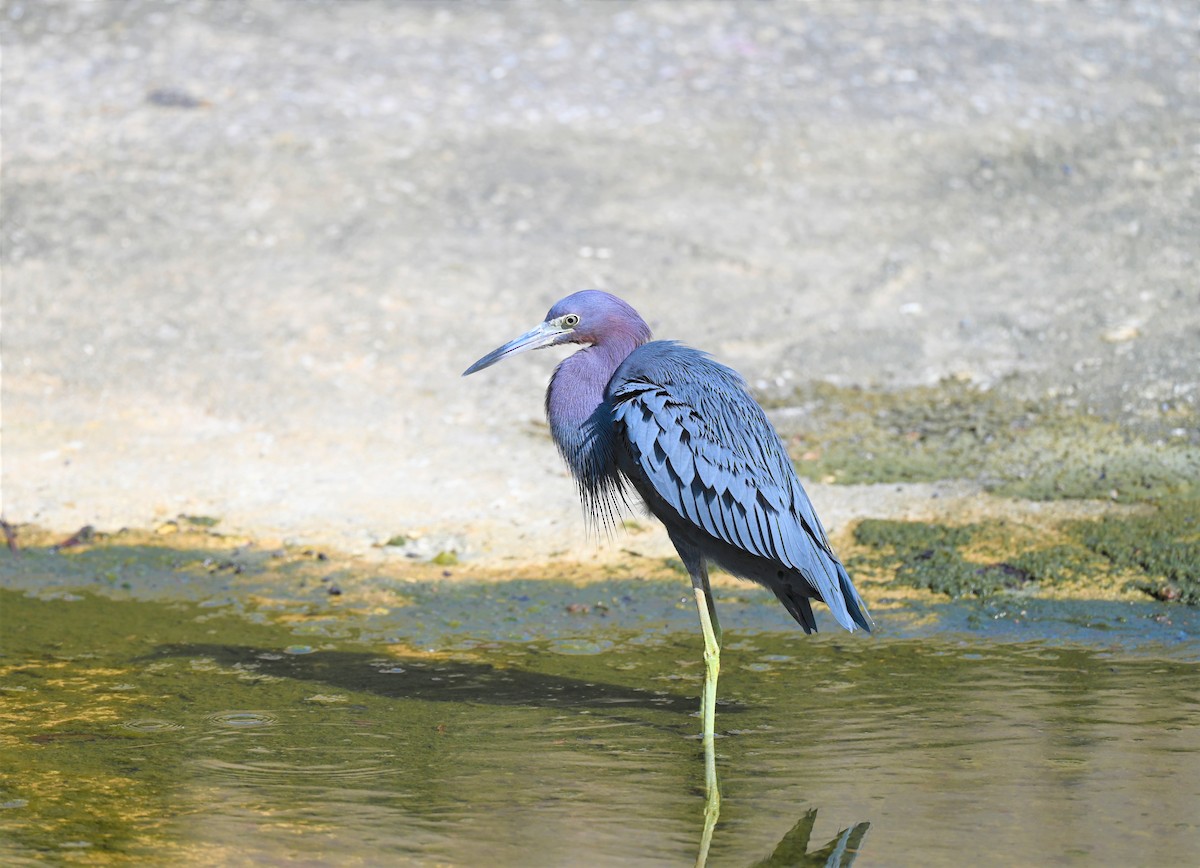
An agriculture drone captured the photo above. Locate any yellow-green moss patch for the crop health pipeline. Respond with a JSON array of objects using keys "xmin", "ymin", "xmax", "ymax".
[
  {"xmin": 771, "ymin": 380, "xmax": 1200, "ymax": 501},
  {"xmin": 852, "ymin": 500, "xmax": 1200, "ymax": 603}
]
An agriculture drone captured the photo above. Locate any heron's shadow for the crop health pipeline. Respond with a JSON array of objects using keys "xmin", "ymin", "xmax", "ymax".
[{"xmin": 142, "ymin": 642, "xmax": 745, "ymax": 716}]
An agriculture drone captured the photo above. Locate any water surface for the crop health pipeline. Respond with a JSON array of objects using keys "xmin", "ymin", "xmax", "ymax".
[{"xmin": 1, "ymin": 571, "xmax": 1198, "ymax": 865}]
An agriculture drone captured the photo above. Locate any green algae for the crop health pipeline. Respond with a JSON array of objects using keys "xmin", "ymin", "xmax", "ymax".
[
  {"xmin": 1070, "ymin": 501, "xmax": 1200, "ymax": 604},
  {"xmin": 853, "ymin": 500, "xmax": 1200, "ymax": 603},
  {"xmin": 178, "ymin": 515, "xmax": 221, "ymax": 528},
  {"xmin": 771, "ymin": 379, "xmax": 1200, "ymax": 500},
  {"xmin": 768, "ymin": 378, "xmax": 1200, "ymax": 604},
  {"xmin": 853, "ymin": 519, "xmax": 1050, "ymax": 597}
]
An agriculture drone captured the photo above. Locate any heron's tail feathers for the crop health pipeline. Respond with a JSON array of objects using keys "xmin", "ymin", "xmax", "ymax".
[
  {"xmin": 836, "ymin": 562, "xmax": 873, "ymax": 633},
  {"xmin": 774, "ymin": 586, "xmax": 819, "ymax": 635},
  {"xmin": 773, "ymin": 562, "xmax": 872, "ymax": 635}
]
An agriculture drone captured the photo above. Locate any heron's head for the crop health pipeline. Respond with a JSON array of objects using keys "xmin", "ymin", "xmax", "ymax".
[{"xmin": 463, "ymin": 290, "xmax": 651, "ymax": 376}]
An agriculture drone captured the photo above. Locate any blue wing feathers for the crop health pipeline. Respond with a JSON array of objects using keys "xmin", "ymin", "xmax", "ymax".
[
  {"xmin": 837, "ymin": 561, "xmax": 873, "ymax": 633},
  {"xmin": 727, "ymin": 496, "xmax": 754, "ymax": 553},
  {"xmin": 610, "ymin": 341, "xmax": 871, "ymax": 633},
  {"xmin": 693, "ymin": 482, "xmax": 717, "ymax": 540},
  {"xmin": 700, "ymin": 487, "xmax": 720, "ymax": 537},
  {"xmin": 666, "ymin": 431, "xmax": 695, "ymax": 488},
  {"xmin": 635, "ymin": 412, "xmax": 658, "ymax": 462},
  {"xmin": 750, "ymin": 504, "xmax": 771, "ymax": 557},
  {"xmin": 677, "ymin": 476, "xmax": 701, "ymax": 528}
]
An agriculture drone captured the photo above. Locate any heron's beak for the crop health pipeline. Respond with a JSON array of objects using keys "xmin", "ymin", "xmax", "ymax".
[{"xmin": 462, "ymin": 321, "xmax": 568, "ymax": 376}]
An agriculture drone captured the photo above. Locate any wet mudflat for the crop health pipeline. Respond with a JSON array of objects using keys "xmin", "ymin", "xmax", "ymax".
[{"xmin": 2, "ymin": 560, "xmax": 1198, "ymax": 866}]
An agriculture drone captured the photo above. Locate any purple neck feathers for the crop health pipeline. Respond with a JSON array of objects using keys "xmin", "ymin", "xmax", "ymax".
[
  {"xmin": 545, "ymin": 323, "xmax": 649, "ymax": 527},
  {"xmin": 546, "ymin": 327, "xmax": 646, "ymax": 436}
]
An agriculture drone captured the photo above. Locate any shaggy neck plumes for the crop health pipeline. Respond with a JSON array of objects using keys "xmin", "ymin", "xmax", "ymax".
[{"xmin": 545, "ymin": 320, "xmax": 650, "ymax": 529}]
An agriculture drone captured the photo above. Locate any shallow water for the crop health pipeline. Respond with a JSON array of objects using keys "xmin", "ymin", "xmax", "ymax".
[{"xmin": 2, "ymin": 569, "xmax": 1199, "ymax": 864}]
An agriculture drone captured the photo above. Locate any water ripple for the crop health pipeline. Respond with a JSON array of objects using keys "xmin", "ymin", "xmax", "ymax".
[
  {"xmin": 196, "ymin": 757, "xmax": 393, "ymax": 784},
  {"xmin": 205, "ymin": 710, "xmax": 279, "ymax": 729},
  {"xmin": 119, "ymin": 718, "xmax": 184, "ymax": 733}
]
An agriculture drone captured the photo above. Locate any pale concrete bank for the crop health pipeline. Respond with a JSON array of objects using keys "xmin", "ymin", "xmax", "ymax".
[{"xmin": 3, "ymin": 1, "xmax": 1196, "ymax": 564}]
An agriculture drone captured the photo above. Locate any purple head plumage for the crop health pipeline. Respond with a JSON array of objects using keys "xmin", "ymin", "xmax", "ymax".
[{"xmin": 462, "ymin": 290, "xmax": 651, "ymax": 376}]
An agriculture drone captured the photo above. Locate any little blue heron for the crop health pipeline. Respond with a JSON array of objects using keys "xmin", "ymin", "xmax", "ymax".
[{"xmin": 463, "ymin": 290, "xmax": 872, "ymax": 753}]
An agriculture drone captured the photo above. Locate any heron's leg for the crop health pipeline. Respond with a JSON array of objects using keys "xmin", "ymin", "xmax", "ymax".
[
  {"xmin": 686, "ymin": 560, "xmax": 721, "ymax": 866},
  {"xmin": 696, "ymin": 772, "xmax": 720, "ymax": 868},
  {"xmin": 690, "ymin": 563, "xmax": 720, "ymax": 757},
  {"xmin": 699, "ymin": 564, "xmax": 722, "ymax": 651}
]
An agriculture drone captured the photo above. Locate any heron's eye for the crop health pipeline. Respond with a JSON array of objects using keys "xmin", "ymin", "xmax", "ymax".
[{"xmin": 562, "ymin": 314, "xmax": 580, "ymax": 327}]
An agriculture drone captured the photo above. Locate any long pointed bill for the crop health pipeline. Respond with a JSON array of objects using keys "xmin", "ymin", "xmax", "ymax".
[{"xmin": 462, "ymin": 321, "xmax": 567, "ymax": 376}]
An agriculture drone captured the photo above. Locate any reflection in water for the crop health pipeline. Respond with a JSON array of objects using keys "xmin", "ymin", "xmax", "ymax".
[
  {"xmin": 697, "ymin": 745, "xmax": 869, "ymax": 868},
  {"xmin": 2, "ymin": 589, "xmax": 1198, "ymax": 864},
  {"xmin": 154, "ymin": 642, "xmax": 872, "ymax": 866},
  {"xmin": 750, "ymin": 809, "xmax": 871, "ymax": 867},
  {"xmin": 698, "ymin": 737, "xmax": 720, "ymax": 867}
]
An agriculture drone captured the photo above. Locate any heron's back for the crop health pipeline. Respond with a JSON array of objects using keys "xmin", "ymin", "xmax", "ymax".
[{"xmin": 608, "ymin": 341, "xmax": 872, "ymax": 633}]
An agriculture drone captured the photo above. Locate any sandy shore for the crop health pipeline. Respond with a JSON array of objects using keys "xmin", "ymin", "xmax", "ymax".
[{"xmin": 4, "ymin": 1, "xmax": 1196, "ymax": 565}]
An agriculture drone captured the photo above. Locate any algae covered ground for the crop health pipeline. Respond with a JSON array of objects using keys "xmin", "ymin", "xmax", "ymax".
[
  {"xmin": 770, "ymin": 378, "xmax": 1199, "ymax": 502},
  {"xmin": 849, "ymin": 500, "xmax": 1199, "ymax": 604},
  {"xmin": 764, "ymin": 378, "xmax": 1200, "ymax": 608}
]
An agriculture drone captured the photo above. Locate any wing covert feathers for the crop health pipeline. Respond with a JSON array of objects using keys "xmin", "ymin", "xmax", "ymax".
[{"xmin": 610, "ymin": 342, "xmax": 871, "ymax": 633}]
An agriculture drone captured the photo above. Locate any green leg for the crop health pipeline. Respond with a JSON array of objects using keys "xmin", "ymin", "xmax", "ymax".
[
  {"xmin": 690, "ymin": 560, "xmax": 723, "ymax": 747},
  {"xmin": 694, "ymin": 563, "xmax": 723, "ymax": 735},
  {"xmin": 692, "ymin": 567, "xmax": 722, "ymax": 868},
  {"xmin": 692, "ymin": 584, "xmax": 721, "ymax": 753},
  {"xmin": 696, "ymin": 763, "xmax": 720, "ymax": 868},
  {"xmin": 700, "ymin": 565, "xmax": 722, "ymax": 651}
]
